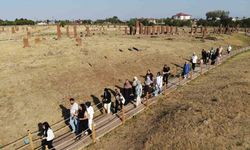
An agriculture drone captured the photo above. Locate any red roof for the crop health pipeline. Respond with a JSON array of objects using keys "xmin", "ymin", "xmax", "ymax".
[{"xmin": 174, "ymin": 13, "xmax": 191, "ymax": 17}]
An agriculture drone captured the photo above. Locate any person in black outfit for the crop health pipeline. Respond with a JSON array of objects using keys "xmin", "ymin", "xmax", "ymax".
[
  {"xmin": 77, "ymin": 104, "xmax": 91, "ymax": 139},
  {"xmin": 163, "ymin": 64, "xmax": 170, "ymax": 87},
  {"xmin": 103, "ymin": 88, "xmax": 112, "ymax": 114},
  {"xmin": 144, "ymin": 69, "xmax": 154, "ymax": 96},
  {"xmin": 201, "ymin": 49, "xmax": 207, "ymax": 64}
]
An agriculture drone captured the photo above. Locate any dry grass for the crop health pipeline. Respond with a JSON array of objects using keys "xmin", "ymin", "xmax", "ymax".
[
  {"xmin": 0, "ymin": 25, "xmax": 249, "ymax": 145},
  {"xmin": 86, "ymin": 51, "xmax": 250, "ymax": 150}
]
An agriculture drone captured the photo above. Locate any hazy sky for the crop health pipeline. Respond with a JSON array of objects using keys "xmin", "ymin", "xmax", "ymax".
[{"xmin": 0, "ymin": 0, "xmax": 249, "ymax": 20}]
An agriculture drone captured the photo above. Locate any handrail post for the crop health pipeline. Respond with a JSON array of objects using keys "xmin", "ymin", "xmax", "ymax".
[
  {"xmin": 200, "ymin": 63, "xmax": 203, "ymax": 74},
  {"xmin": 92, "ymin": 123, "xmax": 96, "ymax": 143},
  {"xmin": 27, "ymin": 130, "xmax": 34, "ymax": 150},
  {"xmin": 190, "ymin": 71, "xmax": 193, "ymax": 79},
  {"xmin": 122, "ymin": 104, "xmax": 125, "ymax": 124}
]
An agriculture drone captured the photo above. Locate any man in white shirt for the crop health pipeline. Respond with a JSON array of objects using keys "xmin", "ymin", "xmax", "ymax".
[
  {"xmin": 69, "ymin": 98, "xmax": 79, "ymax": 134},
  {"xmin": 86, "ymin": 102, "xmax": 94, "ymax": 131},
  {"xmin": 156, "ymin": 72, "xmax": 163, "ymax": 94},
  {"xmin": 227, "ymin": 45, "xmax": 232, "ymax": 54},
  {"xmin": 191, "ymin": 52, "xmax": 198, "ymax": 71}
]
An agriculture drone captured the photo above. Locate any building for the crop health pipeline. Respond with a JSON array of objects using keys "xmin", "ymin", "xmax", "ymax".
[{"xmin": 172, "ymin": 13, "xmax": 191, "ymax": 20}]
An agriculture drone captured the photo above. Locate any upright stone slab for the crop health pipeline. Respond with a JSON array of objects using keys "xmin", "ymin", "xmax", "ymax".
[
  {"xmin": 66, "ymin": 26, "xmax": 70, "ymax": 37},
  {"xmin": 166, "ymin": 26, "xmax": 170, "ymax": 34},
  {"xmin": 148, "ymin": 26, "xmax": 152, "ymax": 35},
  {"xmin": 125, "ymin": 27, "xmax": 128, "ymax": 35},
  {"xmin": 157, "ymin": 26, "xmax": 161, "ymax": 35},
  {"xmin": 175, "ymin": 26, "xmax": 178, "ymax": 34},
  {"xmin": 35, "ymin": 37, "xmax": 41, "ymax": 44},
  {"xmin": 160, "ymin": 26, "xmax": 164, "ymax": 34},
  {"xmin": 170, "ymin": 26, "xmax": 173, "ymax": 34},
  {"xmin": 11, "ymin": 27, "xmax": 15, "ymax": 33},
  {"xmin": 27, "ymin": 31, "xmax": 31, "ymax": 38},
  {"xmin": 23, "ymin": 37, "xmax": 30, "ymax": 48},
  {"xmin": 129, "ymin": 26, "xmax": 133, "ymax": 35},
  {"xmin": 86, "ymin": 26, "xmax": 91, "ymax": 37},
  {"xmin": 56, "ymin": 25, "xmax": 62, "ymax": 39},
  {"xmin": 152, "ymin": 26, "xmax": 156, "ymax": 35},
  {"xmin": 135, "ymin": 21, "xmax": 140, "ymax": 34},
  {"xmin": 139, "ymin": 23, "xmax": 143, "ymax": 34},
  {"xmin": 76, "ymin": 36, "xmax": 82, "ymax": 46},
  {"xmin": 73, "ymin": 25, "xmax": 77, "ymax": 38}
]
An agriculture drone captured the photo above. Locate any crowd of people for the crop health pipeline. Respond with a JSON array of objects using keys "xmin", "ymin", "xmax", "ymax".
[{"xmin": 41, "ymin": 45, "xmax": 232, "ymax": 149}]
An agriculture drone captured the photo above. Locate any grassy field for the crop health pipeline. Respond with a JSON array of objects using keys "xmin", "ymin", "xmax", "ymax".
[
  {"xmin": 86, "ymin": 50, "xmax": 250, "ymax": 150},
  {"xmin": 0, "ymin": 25, "xmax": 249, "ymax": 145}
]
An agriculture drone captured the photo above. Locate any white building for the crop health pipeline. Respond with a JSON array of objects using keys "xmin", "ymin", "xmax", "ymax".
[{"xmin": 172, "ymin": 13, "xmax": 191, "ymax": 20}]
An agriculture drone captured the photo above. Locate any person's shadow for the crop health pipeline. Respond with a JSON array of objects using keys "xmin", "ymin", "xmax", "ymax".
[
  {"xmin": 91, "ymin": 95, "xmax": 103, "ymax": 114},
  {"xmin": 59, "ymin": 104, "xmax": 70, "ymax": 125}
]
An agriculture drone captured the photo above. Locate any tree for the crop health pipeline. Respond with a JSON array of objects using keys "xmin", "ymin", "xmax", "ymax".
[{"xmin": 206, "ymin": 10, "xmax": 230, "ymax": 20}]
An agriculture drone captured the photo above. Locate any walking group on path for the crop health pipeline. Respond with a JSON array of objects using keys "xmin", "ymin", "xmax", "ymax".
[{"xmin": 41, "ymin": 45, "xmax": 233, "ymax": 149}]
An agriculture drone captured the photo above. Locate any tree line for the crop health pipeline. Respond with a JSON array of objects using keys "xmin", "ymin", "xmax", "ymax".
[{"xmin": 0, "ymin": 18, "xmax": 35, "ymax": 26}]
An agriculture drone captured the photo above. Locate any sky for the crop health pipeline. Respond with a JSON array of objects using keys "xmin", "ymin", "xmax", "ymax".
[{"xmin": 0, "ymin": 0, "xmax": 249, "ymax": 20}]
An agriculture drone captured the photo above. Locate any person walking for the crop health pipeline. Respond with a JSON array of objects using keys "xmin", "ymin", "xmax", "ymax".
[
  {"xmin": 78, "ymin": 104, "xmax": 90, "ymax": 137},
  {"xmin": 42, "ymin": 122, "xmax": 55, "ymax": 150},
  {"xmin": 69, "ymin": 98, "xmax": 79, "ymax": 134},
  {"xmin": 201, "ymin": 49, "xmax": 207, "ymax": 64},
  {"xmin": 156, "ymin": 72, "xmax": 163, "ymax": 94},
  {"xmin": 227, "ymin": 45, "xmax": 232, "ymax": 54},
  {"xmin": 191, "ymin": 52, "xmax": 198, "ymax": 71},
  {"xmin": 103, "ymin": 88, "xmax": 112, "ymax": 114},
  {"xmin": 133, "ymin": 76, "xmax": 143, "ymax": 107},
  {"xmin": 162, "ymin": 64, "xmax": 170, "ymax": 87},
  {"xmin": 144, "ymin": 69, "xmax": 154, "ymax": 98},
  {"xmin": 183, "ymin": 61, "xmax": 190, "ymax": 79},
  {"xmin": 86, "ymin": 102, "xmax": 94, "ymax": 131},
  {"xmin": 115, "ymin": 89, "xmax": 125, "ymax": 113},
  {"xmin": 123, "ymin": 79, "xmax": 132, "ymax": 104}
]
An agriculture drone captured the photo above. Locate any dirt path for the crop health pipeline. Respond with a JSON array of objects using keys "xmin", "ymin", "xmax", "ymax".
[{"xmin": 86, "ymin": 51, "xmax": 250, "ymax": 150}]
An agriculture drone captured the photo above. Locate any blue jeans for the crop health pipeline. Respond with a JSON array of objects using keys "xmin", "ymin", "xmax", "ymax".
[{"xmin": 69, "ymin": 116, "xmax": 78, "ymax": 133}]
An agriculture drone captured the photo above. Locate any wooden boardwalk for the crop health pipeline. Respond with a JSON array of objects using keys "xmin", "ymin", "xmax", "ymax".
[
  {"xmin": 50, "ymin": 46, "xmax": 250, "ymax": 150},
  {"xmin": 1, "ymin": 46, "xmax": 249, "ymax": 150}
]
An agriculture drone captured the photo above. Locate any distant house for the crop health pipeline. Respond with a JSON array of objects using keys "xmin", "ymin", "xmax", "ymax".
[
  {"xmin": 37, "ymin": 22, "xmax": 47, "ymax": 26},
  {"xmin": 147, "ymin": 18, "xmax": 157, "ymax": 24},
  {"xmin": 172, "ymin": 13, "xmax": 191, "ymax": 20}
]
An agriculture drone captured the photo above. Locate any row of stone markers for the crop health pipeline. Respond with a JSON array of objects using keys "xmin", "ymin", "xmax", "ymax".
[
  {"xmin": 56, "ymin": 25, "xmax": 91, "ymax": 46},
  {"xmin": 125, "ymin": 21, "xmax": 179, "ymax": 35}
]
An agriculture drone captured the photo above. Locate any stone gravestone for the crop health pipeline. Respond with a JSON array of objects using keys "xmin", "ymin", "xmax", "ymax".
[
  {"xmin": 190, "ymin": 26, "xmax": 194, "ymax": 35},
  {"xmin": 27, "ymin": 31, "xmax": 31, "ymax": 38},
  {"xmin": 35, "ymin": 37, "xmax": 41, "ymax": 44},
  {"xmin": 135, "ymin": 21, "xmax": 140, "ymax": 34},
  {"xmin": 75, "ymin": 36, "xmax": 82, "ymax": 46},
  {"xmin": 148, "ymin": 26, "xmax": 152, "ymax": 35},
  {"xmin": 219, "ymin": 24, "xmax": 222, "ymax": 34},
  {"xmin": 129, "ymin": 26, "xmax": 133, "ymax": 35},
  {"xmin": 125, "ymin": 27, "xmax": 128, "ymax": 35},
  {"xmin": 152, "ymin": 26, "xmax": 156, "ymax": 35},
  {"xmin": 157, "ymin": 26, "xmax": 161, "ymax": 35},
  {"xmin": 26, "ymin": 27, "xmax": 29, "ymax": 32},
  {"xmin": 15, "ymin": 26, "xmax": 19, "ymax": 32},
  {"xmin": 175, "ymin": 26, "xmax": 178, "ymax": 34},
  {"xmin": 2, "ymin": 27, "xmax": 4, "ymax": 32},
  {"xmin": 66, "ymin": 26, "xmax": 70, "ymax": 37},
  {"xmin": 194, "ymin": 26, "xmax": 197, "ymax": 34},
  {"xmin": 23, "ymin": 37, "xmax": 30, "ymax": 48},
  {"xmin": 139, "ymin": 23, "xmax": 143, "ymax": 34},
  {"xmin": 57, "ymin": 25, "xmax": 62, "ymax": 39},
  {"xmin": 73, "ymin": 25, "xmax": 77, "ymax": 38},
  {"xmin": 161, "ymin": 26, "xmax": 164, "ymax": 34},
  {"xmin": 200, "ymin": 26, "xmax": 203, "ymax": 33},
  {"xmin": 86, "ymin": 27, "xmax": 91, "ymax": 37},
  {"xmin": 11, "ymin": 27, "xmax": 15, "ymax": 33},
  {"xmin": 166, "ymin": 26, "xmax": 170, "ymax": 34},
  {"xmin": 170, "ymin": 26, "xmax": 173, "ymax": 34}
]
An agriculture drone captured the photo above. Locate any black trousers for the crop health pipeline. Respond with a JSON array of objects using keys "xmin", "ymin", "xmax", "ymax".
[
  {"xmin": 192, "ymin": 63, "xmax": 196, "ymax": 70},
  {"xmin": 163, "ymin": 74, "xmax": 169, "ymax": 85},
  {"xmin": 46, "ymin": 140, "xmax": 55, "ymax": 150}
]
